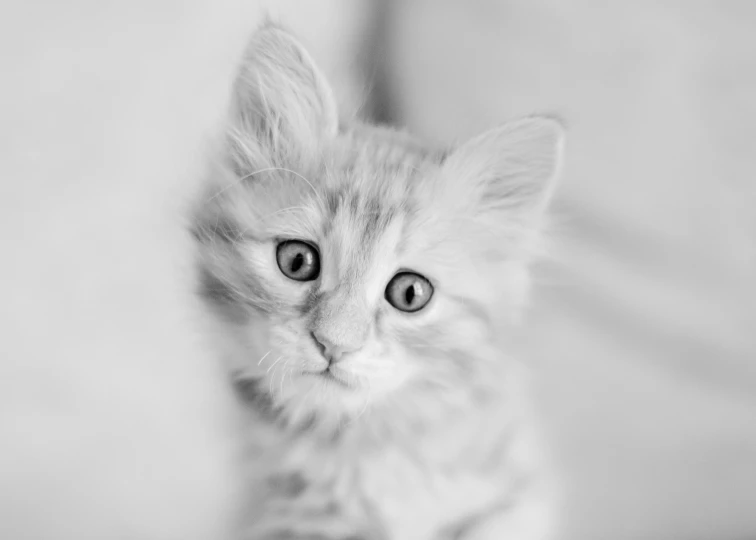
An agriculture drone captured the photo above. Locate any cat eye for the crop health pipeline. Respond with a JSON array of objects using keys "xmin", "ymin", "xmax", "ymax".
[
  {"xmin": 276, "ymin": 240, "xmax": 320, "ymax": 282},
  {"xmin": 385, "ymin": 272, "xmax": 433, "ymax": 313}
]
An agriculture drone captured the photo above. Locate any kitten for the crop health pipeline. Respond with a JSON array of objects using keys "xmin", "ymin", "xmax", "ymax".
[{"xmin": 191, "ymin": 21, "xmax": 564, "ymax": 540}]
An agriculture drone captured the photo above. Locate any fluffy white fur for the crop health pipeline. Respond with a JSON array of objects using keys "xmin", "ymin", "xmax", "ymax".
[{"xmin": 192, "ymin": 21, "xmax": 564, "ymax": 540}]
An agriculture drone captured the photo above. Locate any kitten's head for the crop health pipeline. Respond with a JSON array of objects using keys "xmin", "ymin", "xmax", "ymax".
[{"xmin": 192, "ymin": 23, "xmax": 564, "ymax": 430}]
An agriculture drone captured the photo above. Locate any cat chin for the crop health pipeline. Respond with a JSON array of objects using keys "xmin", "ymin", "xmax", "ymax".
[{"xmin": 271, "ymin": 367, "xmax": 393, "ymax": 426}]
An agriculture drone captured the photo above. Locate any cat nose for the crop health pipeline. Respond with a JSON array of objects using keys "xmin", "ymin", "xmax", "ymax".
[
  {"xmin": 310, "ymin": 292, "xmax": 369, "ymax": 363},
  {"xmin": 310, "ymin": 330, "xmax": 360, "ymax": 363}
]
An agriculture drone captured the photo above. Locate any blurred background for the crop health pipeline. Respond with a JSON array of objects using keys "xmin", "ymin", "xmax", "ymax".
[{"xmin": 1, "ymin": 1, "xmax": 755, "ymax": 539}]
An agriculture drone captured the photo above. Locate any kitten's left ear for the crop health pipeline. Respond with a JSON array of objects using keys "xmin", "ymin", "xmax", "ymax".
[
  {"xmin": 443, "ymin": 116, "xmax": 565, "ymax": 225},
  {"xmin": 227, "ymin": 21, "xmax": 339, "ymax": 168}
]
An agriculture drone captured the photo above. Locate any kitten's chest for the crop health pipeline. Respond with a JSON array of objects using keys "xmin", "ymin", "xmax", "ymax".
[
  {"xmin": 358, "ymin": 447, "xmax": 501, "ymax": 540},
  {"xmin": 246, "ymin": 434, "xmax": 502, "ymax": 540}
]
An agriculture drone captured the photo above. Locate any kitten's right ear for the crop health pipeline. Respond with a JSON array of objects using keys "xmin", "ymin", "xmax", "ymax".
[
  {"xmin": 444, "ymin": 116, "xmax": 565, "ymax": 219},
  {"xmin": 226, "ymin": 21, "xmax": 338, "ymax": 171},
  {"xmin": 432, "ymin": 116, "xmax": 565, "ymax": 257}
]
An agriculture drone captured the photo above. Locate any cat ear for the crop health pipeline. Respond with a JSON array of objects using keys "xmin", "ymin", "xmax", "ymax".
[
  {"xmin": 443, "ymin": 116, "xmax": 565, "ymax": 226},
  {"xmin": 227, "ymin": 22, "xmax": 338, "ymax": 169}
]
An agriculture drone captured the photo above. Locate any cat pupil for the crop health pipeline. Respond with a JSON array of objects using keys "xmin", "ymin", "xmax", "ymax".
[
  {"xmin": 405, "ymin": 284, "xmax": 416, "ymax": 305},
  {"xmin": 291, "ymin": 253, "xmax": 304, "ymax": 273}
]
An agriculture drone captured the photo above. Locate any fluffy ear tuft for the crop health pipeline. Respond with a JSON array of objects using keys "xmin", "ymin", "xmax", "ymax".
[
  {"xmin": 227, "ymin": 21, "xmax": 338, "ymax": 171},
  {"xmin": 443, "ymin": 116, "xmax": 565, "ymax": 221}
]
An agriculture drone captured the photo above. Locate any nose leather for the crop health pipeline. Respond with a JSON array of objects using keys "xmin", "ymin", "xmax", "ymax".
[
  {"xmin": 310, "ymin": 292, "xmax": 369, "ymax": 362},
  {"xmin": 311, "ymin": 330, "xmax": 356, "ymax": 362}
]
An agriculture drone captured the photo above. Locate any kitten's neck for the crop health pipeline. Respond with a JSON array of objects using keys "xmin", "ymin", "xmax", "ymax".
[{"xmin": 289, "ymin": 375, "xmax": 514, "ymax": 451}]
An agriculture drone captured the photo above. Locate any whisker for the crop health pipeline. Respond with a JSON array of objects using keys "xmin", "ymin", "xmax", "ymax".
[
  {"xmin": 353, "ymin": 382, "xmax": 372, "ymax": 423},
  {"xmin": 267, "ymin": 357, "xmax": 283, "ymax": 395},
  {"xmin": 266, "ymin": 356, "xmax": 283, "ymax": 374},
  {"xmin": 284, "ymin": 363, "xmax": 297, "ymax": 395},
  {"xmin": 263, "ymin": 205, "xmax": 311, "ymax": 220},
  {"xmin": 257, "ymin": 350, "xmax": 272, "ymax": 366},
  {"xmin": 206, "ymin": 167, "xmax": 279, "ymax": 202},
  {"xmin": 279, "ymin": 360, "xmax": 291, "ymax": 396},
  {"xmin": 271, "ymin": 167, "xmax": 326, "ymax": 211},
  {"xmin": 238, "ymin": 167, "xmax": 283, "ymax": 183}
]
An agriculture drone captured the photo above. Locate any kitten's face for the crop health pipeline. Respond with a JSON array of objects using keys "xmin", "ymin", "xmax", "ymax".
[
  {"xmin": 201, "ymin": 143, "xmax": 498, "ymax": 422},
  {"xmin": 193, "ymin": 24, "xmax": 563, "ymax": 426}
]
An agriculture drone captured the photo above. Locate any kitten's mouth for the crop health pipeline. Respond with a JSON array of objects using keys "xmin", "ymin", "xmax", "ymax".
[{"xmin": 313, "ymin": 367, "xmax": 353, "ymax": 389}]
